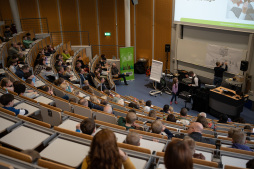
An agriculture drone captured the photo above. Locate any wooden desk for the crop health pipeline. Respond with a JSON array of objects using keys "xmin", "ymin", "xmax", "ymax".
[
  {"xmin": 40, "ymin": 138, "xmax": 89, "ymax": 168},
  {"xmin": 195, "ymin": 150, "xmax": 212, "ymax": 161},
  {"xmin": 0, "ymin": 117, "xmax": 15, "ymax": 133},
  {"xmin": 0, "ymin": 126, "xmax": 50, "ymax": 150},
  {"xmin": 58, "ymin": 119, "xmax": 80, "ymax": 131},
  {"xmin": 34, "ymin": 80, "xmax": 45, "ymax": 88},
  {"xmin": 129, "ymin": 156, "xmax": 147, "ymax": 169},
  {"xmin": 34, "ymin": 96, "xmax": 54, "ymax": 105},
  {"xmin": 209, "ymin": 87, "xmax": 247, "ymax": 117},
  {"xmin": 14, "ymin": 103, "xmax": 40, "ymax": 116},
  {"xmin": 221, "ymin": 156, "xmax": 248, "ymax": 168}
]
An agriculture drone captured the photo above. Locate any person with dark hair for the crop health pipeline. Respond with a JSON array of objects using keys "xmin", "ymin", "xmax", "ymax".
[
  {"xmin": 164, "ymin": 139, "xmax": 193, "ymax": 169},
  {"xmin": 10, "ymin": 24, "xmax": 17, "ymax": 34},
  {"xmin": 22, "ymin": 36, "xmax": 33, "ymax": 48},
  {"xmin": 4, "ymin": 26, "xmax": 12, "ymax": 39},
  {"xmin": 39, "ymin": 85, "xmax": 54, "ymax": 95},
  {"xmin": 15, "ymin": 65, "xmax": 30, "ymax": 78},
  {"xmin": 162, "ymin": 104, "xmax": 170, "ymax": 113},
  {"xmin": 111, "ymin": 63, "xmax": 128, "ymax": 85},
  {"xmin": 14, "ymin": 83, "xmax": 26, "ymax": 95},
  {"xmin": 34, "ymin": 58, "xmax": 47, "ymax": 75},
  {"xmin": 214, "ymin": 62, "xmax": 228, "ymax": 87},
  {"xmin": 25, "ymin": 79, "xmax": 34, "ymax": 86},
  {"xmin": 176, "ymin": 108, "xmax": 190, "ymax": 125},
  {"xmin": 58, "ymin": 66, "xmax": 71, "ymax": 81},
  {"xmin": 183, "ymin": 136, "xmax": 205, "ymax": 160},
  {"xmin": 100, "ymin": 99, "xmax": 108, "ymax": 105},
  {"xmin": 75, "ymin": 61, "xmax": 82, "ymax": 72},
  {"xmin": 0, "ymin": 78, "xmax": 14, "ymax": 92},
  {"xmin": 128, "ymin": 109, "xmax": 136, "ymax": 113},
  {"xmin": 167, "ymin": 114, "xmax": 177, "ymax": 122},
  {"xmin": 76, "ymin": 118, "xmax": 96, "ymax": 135},
  {"xmin": 187, "ymin": 71, "xmax": 200, "ymax": 88},
  {"xmin": 17, "ymin": 42, "xmax": 25, "ymax": 51},
  {"xmin": 76, "ymin": 56, "xmax": 87, "ymax": 69},
  {"xmin": 246, "ymin": 159, "xmax": 254, "ymax": 169},
  {"xmin": 26, "ymin": 33, "xmax": 32, "ymax": 41},
  {"xmin": 9, "ymin": 59, "xmax": 18, "ymax": 73},
  {"xmin": 218, "ymin": 114, "xmax": 228, "ymax": 124},
  {"xmin": 0, "ymin": 94, "xmax": 28, "ymax": 116},
  {"xmin": 81, "ymin": 129, "xmax": 135, "ymax": 169},
  {"xmin": 78, "ymin": 68, "xmax": 87, "ymax": 86},
  {"xmin": 8, "ymin": 43, "xmax": 21, "ymax": 57},
  {"xmin": 144, "ymin": 100, "xmax": 152, "ymax": 112},
  {"xmin": 151, "ymin": 120, "xmax": 174, "ymax": 139},
  {"xmin": 97, "ymin": 77, "xmax": 108, "ymax": 91},
  {"xmin": 128, "ymin": 102, "xmax": 139, "ymax": 109}
]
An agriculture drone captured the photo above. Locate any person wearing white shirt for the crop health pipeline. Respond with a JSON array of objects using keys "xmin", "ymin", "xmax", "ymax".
[{"xmin": 188, "ymin": 71, "xmax": 200, "ymax": 87}]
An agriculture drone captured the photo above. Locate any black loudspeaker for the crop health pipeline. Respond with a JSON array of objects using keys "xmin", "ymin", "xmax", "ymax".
[
  {"xmin": 240, "ymin": 61, "xmax": 248, "ymax": 71},
  {"xmin": 165, "ymin": 44, "xmax": 170, "ymax": 52}
]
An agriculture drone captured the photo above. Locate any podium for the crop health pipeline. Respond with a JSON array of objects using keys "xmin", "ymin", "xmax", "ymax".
[{"xmin": 209, "ymin": 87, "xmax": 248, "ymax": 118}]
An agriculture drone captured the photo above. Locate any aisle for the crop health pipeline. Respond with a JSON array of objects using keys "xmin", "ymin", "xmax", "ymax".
[{"xmin": 116, "ymin": 74, "xmax": 254, "ymax": 124}]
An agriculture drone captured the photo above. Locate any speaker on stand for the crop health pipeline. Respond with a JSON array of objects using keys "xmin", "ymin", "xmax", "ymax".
[{"xmin": 161, "ymin": 44, "xmax": 172, "ymax": 95}]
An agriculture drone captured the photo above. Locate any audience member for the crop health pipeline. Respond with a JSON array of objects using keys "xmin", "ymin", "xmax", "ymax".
[
  {"xmin": 167, "ymin": 114, "xmax": 177, "ymax": 122},
  {"xmin": 148, "ymin": 110, "xmax": 157, "ymax": 118},
  {"xmin": 25, "ymin": 79, "xmax": 34, "ymax": 86},
  {"xmin": 161, "ymin": 104, "xmax": 170, "ymax": 113},
  {"xmin": 22, "ymin": 36, "xmax": 33, "ymax": 49},
  {"xmin": 4, "ymin": 26, "xmax": 12, "ymax": 39},
  {"xmin": 90, "ymin": 95, "xmax": 100, "ymax": 104},
  {"xmin": 76, "ymin": 118, "xmax": 96, "ymax": 136},
  {"xmin": 112, "ymin": 94, "xmax": 121, "ymax": 103},
  {"xmin": 97, "ymin": 77, "xmax": 108, "ymax": 91},
  {"xmin": 118, "ymin": 112, "xmax": 138, "ymax": 130},
  {"xmin": 128, "ymin": 102, "xmax": 139, "ymax": 109},
  {"xmin": 185, "ymin": 122, "xmax": 215, "ymax": 145},
  {"xmin": 8, "ymin": 43, "xmax": 21, "ymax": 57},
  {"xmin": 164, "ymin": 139, "xmax": 193, "ymax": 169},
  {"xmin": 58, "ymin": 66, "xmax": 71, "ymax": 81},
  {"xmin": 144, "ymin": 100, "xmax": 152, "ymax": 112},
  {"xmin": 228, "ymin": 128, "xmax": 240, "ymax": 138},
  {"xmin": 126, "ymin": 132, "xmax": 140, "ymax": 146},
  {"xmin": 198, "ymin": 112, "xmax": 207, "ymax": 118},
  {"xmin": 69, "ymin": 98, "xmax": 76, "ymax": 103},
  {"xmin": 34, "ymin": 58, "xmax": 47, "ymax": 75},
  {"xmin": 183, "ymin": 136, "xmax": 205, "ymax": 160},
  {"xmin": 9, "ymin": 59, "xmax": 18, "ymax": 73},
  {"xmin": 103, "ymin": 104, "xmax": 113, "ymax": 114},
  {"xmin": 196, "ymin": 116, "xmax": 209, "ymax": 128},
  {"xmin": 10, "ymin": 24, "xmax": 17, "ymax": 34},
  {"xmin": 0, "ymin": 78, "xmax": 14, "ymax": 92},
  {"xmin": 0, "ymin": 93, "xmax": 28, "ymax": 116},
  {"xmin": 78, "ymin": 98, "xmax": 89, "ymax": 107},
  {"xmin": 218, "ymin": 114, "xmax": 229, "ymax": 124},
  {"xmin": 39, "ymin": 85, "xmax": 54, "ymax": 96},
  {"xmin": 111, "ymin": 63, "xmax": 128, "ymax": 85},
  {"xmin": 14, "ymin": 83, "xmax": 38, "ymax": 99},
  {"xmin": 232, "ymin": 131, "xmax": 253, "ymax": 152},
  {"xmin": 176, "ymin": 108, "xmax": 190, "ymax": 125},
  {"xmin": 81, "ymin": 129, "xmax": 135, "ymax": 169},
  {"xmin": 62, "ymin": 50, "xmax": 71, "ymax": 61},
  {"xmin": 151, "ymin": 120, "xmax": 174, "ymax": 139},
  {"xmin": 15, "ymin": 65, "xmax": 30, "ymax": 78}
]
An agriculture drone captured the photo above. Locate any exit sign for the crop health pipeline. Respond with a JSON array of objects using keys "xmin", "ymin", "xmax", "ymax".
[{"xmin": 104, "ymin": 32, "xmax": 111, "ymax": 36}]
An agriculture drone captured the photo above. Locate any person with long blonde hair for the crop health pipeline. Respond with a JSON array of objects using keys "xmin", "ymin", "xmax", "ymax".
[{"xmin": 81, "ymin": 129, "xmax": 135, "ymax": 169}]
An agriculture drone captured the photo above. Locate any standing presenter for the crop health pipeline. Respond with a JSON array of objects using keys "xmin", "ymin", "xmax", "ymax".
[{"xmin": 213, "ymin": 62, "xmax": 228, "ymax": 87}]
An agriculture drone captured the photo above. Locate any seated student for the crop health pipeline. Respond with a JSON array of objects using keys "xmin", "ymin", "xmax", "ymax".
[
  {"xmin": 0, "ymin": 93, "xmax": 28, "ymax": 116},
  {"xmin": 118, "ymin": 112, "xmax": 140, "ymax": 130},
  {"xmin": 22, "ymin": 36, "xmax": 33, "ymax": 49},
  {"xmin": 151, "ymin": 120, "xmax": 174, "ymax": 139},
  {"xmin": 218, "ymin": 114, "xmax": 229, "ymax": 124},
  {"xmin": 62, "ymin": 50, "xmax": 71, "ymax": 62},
  {"xmin": 100, "ymin": 99, "xmax": 108, "ymax": 105},
  {"xmin": 196, "ymin": 116, "xmax": 212, "ymax": 129},
  {"xmin": 75, "ymin": 61, "xmax": 82, "ymax": 72},
  {"xmin": 8, "ymin": 43, "xmax": 21, "ymax": 57},
  {"xmin": 21, "ymin": 149, "xmax": 41, "ymax": 162},
  {"xmin": 161, "ymin": 104, "xmax": 171, "ymax": 114},
  {"xmin": 76, "ymin": 55, "xmax": 87, "ymax": 68},
  {"xmin": 34, "ymin": 58, "xmax": 47, "ymax": 75},
  {"xmin": 125, "ymin": 131, "xmax": 141, "ymax": 146},
  {"xmin": 26, "ymin": 33, "xmax": 33, "ymax": 41},
  {"xmin": 128, "ymin": 102, "xmax": 139, "ymax": 109},
  {"xmin": 40, "ymin": 67, "xmax": 56, "ymax": 83},
  {"xmin": 14, "ymin": 83, "xmax": 38, "ymax": 99},
  {"xmin": 176, "ymin": 108, "xmax": 190, "ymax": 125},
  {"xmin": 4, "ymin": 26, "xmax": 12, "ymax": 39},
  {"xmin": 78, "ymin": 98, "xmax": 89, "ymax": 107},
  {"xmin": 164, "ymin": 139, "xmax": 193, "ymax": 169},
  {"xmin": 97, "ymin": 77, "xmax": 108, "ymax": 91},
  {"xmin": 23, "ymin": 72, "xmax": 36, "ymax": 84},
  {"xmin": 17, "ymin": 42, "xmax": 25, "ymax": 51},
  {"xmin": 228, "ymin": 128, "xmax": 240, "ymax": 138},
  {"xmin": 111, "ymin": 63, "xmax": 128, "ymax": 85},
  {"xmin": 60, "ymin": 82, "xmax": 72, "ymax": 93},
  {"xmin": 9, "ymin": 59, "xmax": 18, "ymax": 73},
  {"xmin": 167, "ymin": 114, "xmax": 177, "ymax": 122},
  {"xmin": 112, "ymin": 94, "xmax": 121, "ymax": 103},
  {"xmin": 63, "ymin": 67, "xmax": 73, "ymax": 78},
  {"xmin": 10, "ymin": 24, "xmax": 17, "ymax": 34},
  {"xmin": 57, "ymin": 66, "xmax": 71, "ymax": 81},
  {"xmin": 244, "ymin": 125, "xmax": 254, "ymax": 136},
  {"xmin": 81, "ymin": 129, "xmax": 135, "ymax": 169},
  {"xmin": 103, "ymin": 104, "xmax": 113, "ymax": 114},
  {"xmin": 0, "ymin": 78, "xmax": 14, "ymax": 92},
  {"xmin": 185, "ymin": 122, "xmax": 215, "ymax": 145},
  {"xmin": 148, "ymin": 110, "xmax": 157, "ymax": 119},
  {"xmin": 183, "ymin": 136, "xmax": 205, "ymax": 160},
  {"xmin": 198, "ymin": 112, "xmax": 207, "ymax": 118},
  {"xmin": 76, "ymin": 118, "xmax": 96, "ymax": 136},
  {"xmin": 15, "ymin": 65, "xmax": 30, "ymax": 79},
  {"xmin": 117, "ymin": 99, "xmax": 124, "ymax": 106},
  {"xmin": 39, "ymin": 85, "xmax": 54, "ymax": 96},
  {"xmin": 47, "ymin": 45, "xmax": 56, "ymax": 54},
  {"xmin": 232, "ymin": 131, "xmax": 253, "ymax": 152},
  {"xmin": 144, "ymin": 100, "xmax": 152, "ymax": 112},
  {"xmin": 78, "ymin": 68, "xmax": 87, "ymax": 86},
  {"xmin": 25, "ymin": 79, "xmax": 34, "ymax": 87},
  {"xmin": 90, "ymin": 95, "xmax": 100, "ymax": 104}
]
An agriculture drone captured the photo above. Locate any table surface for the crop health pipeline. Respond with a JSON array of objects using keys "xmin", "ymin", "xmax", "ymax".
[
  {"xmin": 128, "ymin": 156, "xmax": 147, "ymax": 169},
  {"xmin": 40, "ymin": 138, "xmax": 89, "ymax": 168},
  {"xmin": 34, "ymin": 96, "xmax": 53, "ymax": 104},
  {"xmin": 210, "ymin": 87, "xmax": 247, "ymax": 101},
  {"xmin": 58, "ymin": 119, "xmax": 79, "ymax": 131},
  {"xmin": 0, "ymin": 126, "xmax": 50, "ymax": 150},
  {"xmin": 34, "ymin": 80, "xmax": 45, "ymax": 88},
  {"xmin": 195, "ymin": 150, "xmax": 212, "ymax": 161},
  {"xmin": 0, "ymin": 117, "xmax": 15, "ymax": 133},
  {"xmin": 14, "ymin": 103, "xmax": 40, "ymax": 116},
  {"xmin": 221, "ymin": 156, "xmax": 248, "ymax": 169},
  {"xmin": 225, "ymin": 78, "xmax": 243, "ymax": 85}
]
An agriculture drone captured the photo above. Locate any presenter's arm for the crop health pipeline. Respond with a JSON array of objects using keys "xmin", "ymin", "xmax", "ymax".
[{"xmin": 224, "ymin": 63, "xmax": 228, "ymax": 71}]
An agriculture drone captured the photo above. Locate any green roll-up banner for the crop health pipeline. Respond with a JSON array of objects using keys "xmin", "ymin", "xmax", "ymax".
[{"xmin": 119, "ymin": 47, "xmax": 135, "ymax": 81}]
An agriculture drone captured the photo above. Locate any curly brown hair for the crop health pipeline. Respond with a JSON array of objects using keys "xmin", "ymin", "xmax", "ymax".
[{"xmin": 87, "ymin": 129, "xmax": 122, "ymax": 169}]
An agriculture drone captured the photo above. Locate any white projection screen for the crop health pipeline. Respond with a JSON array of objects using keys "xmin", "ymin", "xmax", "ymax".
[{"xmin": 174, "ymin": 0, "xmax": 254, "ymax": 33}]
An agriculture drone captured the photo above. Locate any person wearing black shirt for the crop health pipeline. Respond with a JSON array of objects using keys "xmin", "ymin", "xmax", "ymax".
[
  {"xmin": 111, "ymin": 63, "xmax": 128, "ymax": 85},
  {"xmin": 213, "ymin": 62, "xmax": 228, "ymax": 87}
]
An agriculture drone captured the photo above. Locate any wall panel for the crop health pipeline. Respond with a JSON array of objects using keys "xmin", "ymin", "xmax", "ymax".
[
  {"xmin": 117, "ymin": 0, "xmax": 125, "ymax": 46},
  {"xmin": 17, "ymin": 0, "xmax": 38, "ymax": 18},
  {"xmin": 0, "ymin": 0, "xmax": 13, "ymax": 21},
  {"xmin": 79, "ymin": 0, "xmax": 98, "ymax": 46},
  {"xmin": 39, "ymin": 0, "xmax": 60, "ymax": 32},
  {"xmin": 135, "ymin": 0, "xmax": 153, "ymax": 64},
  {"xmin": 154, "ymin": 0, "xmax": 172, "ymax": 70},
  {"xmin": 98, "ymin": 0, "xmax": 116, "ymax": 58}
]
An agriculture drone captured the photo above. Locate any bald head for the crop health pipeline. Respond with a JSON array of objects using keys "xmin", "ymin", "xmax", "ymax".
[
  {"xmin": 104, "ymin": 104, "xmax": 112, "ymax": 114},
  {"xmin": 188, "ymin": 122, "xmax": 203, "ymax": 134},
  {"xmin": 78, "ymin": 99, "xmax": 88, "ymax": 107}
]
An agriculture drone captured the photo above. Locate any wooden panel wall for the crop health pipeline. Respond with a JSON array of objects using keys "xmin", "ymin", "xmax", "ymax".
[
  {"xmin": 117, "ymin": 0, "xmax": 125, "ymax": 46},
  {"xmin": 59, "ymin": 0, "xmax": 79, "ymax": 31},
  {"xmin": 17, "ymin": 0, "xmax": 38, "ymax": 18},
  {"xmin": 154, "ymin": 0, "xmax": 172, "ymax": 70},
  {"xmin": 0, "ymin": 0, "xmax": 13, "ymax": 21},
  {"xmin": 135, "ymin": 0, "xmax": 153, "ymax": 63},
  {"xmin": 39, "ymin": 0, "xmax": 60, "ymax": 32},
  {"xmin": 98, "ymin": 0, "xmax": 116, "ymax": 58}
]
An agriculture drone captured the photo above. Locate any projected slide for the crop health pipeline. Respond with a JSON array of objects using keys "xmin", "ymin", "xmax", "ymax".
[{"xmin": 174, "ymin": 0, "xmax": 254, "ymax": 31}]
